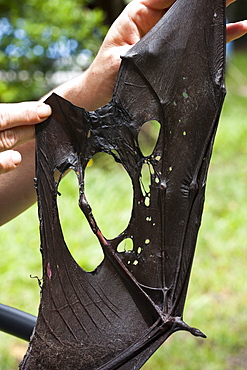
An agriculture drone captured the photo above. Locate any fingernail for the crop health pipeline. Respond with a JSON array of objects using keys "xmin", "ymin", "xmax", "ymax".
[
  {"xmin": 11, "ymin": 151, "xmax": 22, "ymax": 165},
  {"xmin": 37, "ymin": 104, "xmax": 52, "ymax": 118}
]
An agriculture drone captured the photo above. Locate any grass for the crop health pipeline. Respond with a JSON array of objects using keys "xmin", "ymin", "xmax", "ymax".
[{"xmin": 0, "ymin": 49, "xmax": 247, "ymax": 369}]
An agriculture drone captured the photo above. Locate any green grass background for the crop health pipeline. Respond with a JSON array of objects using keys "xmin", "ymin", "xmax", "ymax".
[{"xmin": 0, "ymin": 50, "xmax": 247, "ymax": 369}]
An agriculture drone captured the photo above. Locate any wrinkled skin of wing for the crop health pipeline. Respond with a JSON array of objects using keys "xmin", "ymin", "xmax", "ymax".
[{"xmin": 20, "ymin": 0, "xmax": 226, "ymax": 368}]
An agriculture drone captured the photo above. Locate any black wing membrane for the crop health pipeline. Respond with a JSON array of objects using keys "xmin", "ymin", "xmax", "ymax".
[{"xmin": 20, "ymin": 0, "xmax": 226, "ymax": 368}]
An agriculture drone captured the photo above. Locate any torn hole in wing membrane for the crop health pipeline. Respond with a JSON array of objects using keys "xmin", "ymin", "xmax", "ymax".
[
  {"xmin": 117, "ymin": 237, "xmax": 134, "ymax": 253},
  {"xmin": 137, "ymin": 119, "xmax": 161, "ymax": 157},
  {"xmin": 117, "ymin": 237, "xmax": 143, "ymax": 267},
  {"xmin": 55, "ymin": 150, "xmax": 134, "ymax": 271},
  {"xmin": 84, "ymin": 152, "xmax": 133, "ymax": 240},
  {"xmin": 56, "ymin": 170, "xmax": 104, "ymax": 272},
  {"xmin": 140, "ymin": 162, "xmax": 152, "ymax": 196},
  {"xmin": 138, "ymin": 120, "xmax": 161, "ymax": 206}
]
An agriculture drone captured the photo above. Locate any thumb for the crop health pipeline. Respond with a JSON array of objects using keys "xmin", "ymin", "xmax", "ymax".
[{"xmin": 0, "ymin": 102, "xmax": 52, "ymax": 130}]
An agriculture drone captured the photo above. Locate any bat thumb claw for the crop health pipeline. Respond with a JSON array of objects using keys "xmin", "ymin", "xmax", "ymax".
[
  {"xmin": 189, "ymin": 326, "xmax": 207, "ymax": 338},
  {"xmin": 174, "ymin": 317, "xmax": 207, "ymax": 338}
]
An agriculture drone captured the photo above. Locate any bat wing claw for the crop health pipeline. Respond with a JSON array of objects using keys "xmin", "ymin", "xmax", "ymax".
[{"xmin": 173, "ymin": 317, "xmax": 207, "ymax": 338}]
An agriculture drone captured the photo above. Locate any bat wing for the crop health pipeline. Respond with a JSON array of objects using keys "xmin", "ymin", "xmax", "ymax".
[{"xmin": 20, "ymin": 0, "xmax": 226, "ymax": 368}]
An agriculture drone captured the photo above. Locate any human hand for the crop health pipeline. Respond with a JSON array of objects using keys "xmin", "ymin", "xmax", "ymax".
[
  {"xmin": 0, "ymin": 102, "xmax": 51, "ymax": 174},
  {"xmin": 226, "ymin": 0, "xmax": 247, "ymax": 43},
  {"xmin": 55, "ymin": 0, "xmax": 247, "ymax": 110},
  {"xmin": 83, "ymin": 0, "xmax": 246, "ymax": 108},
  {"xmin": 83, "ymin": 0, "xmax": 175, "ymax": 109}
]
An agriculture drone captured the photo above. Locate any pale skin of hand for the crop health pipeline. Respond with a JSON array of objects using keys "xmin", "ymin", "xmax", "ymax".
[
  {"xmin": 0, "ymin": 0, "xmax": 246, "ymax": 225},
  {"xmin": 0, "ymin": 102, "xmax": 51, "ymax": 175}
]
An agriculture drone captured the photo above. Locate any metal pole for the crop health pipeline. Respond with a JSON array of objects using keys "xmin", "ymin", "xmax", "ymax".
[{"xmin": 0, "ymin": 303, "xmax": 36, "ymax": 341}]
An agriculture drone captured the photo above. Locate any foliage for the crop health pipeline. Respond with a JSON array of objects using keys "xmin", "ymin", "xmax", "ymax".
[{"xmin": 0, "ymin": 0, "xmax": 107, "ymax": 102}]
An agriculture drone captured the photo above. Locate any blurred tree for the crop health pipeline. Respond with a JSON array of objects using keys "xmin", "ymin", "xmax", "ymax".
[{"xmin": 0, "ymin": 0, "xmax": 107, "ymax": 102}]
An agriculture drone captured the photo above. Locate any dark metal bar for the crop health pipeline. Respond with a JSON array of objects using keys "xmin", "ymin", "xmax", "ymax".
[{"xmin": 0, "ymin": 303, "xmax": 36, "ymax": 341}]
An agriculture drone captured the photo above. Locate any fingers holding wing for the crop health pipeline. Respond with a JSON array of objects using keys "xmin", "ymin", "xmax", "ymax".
[
  {"xmin": 226, "ymin": 21, "xmax": 247, "ymax": 43},
  {"xmin": 0, "ymin": 102, "xmax": 52, "ymax": 130},
  {"xmin": 0, "ymin": 102, "xmax": 51, "ymax": 155},
  {"xmin": 0, "ymin": 125, "xmax": 35, "ymax": 152}
]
